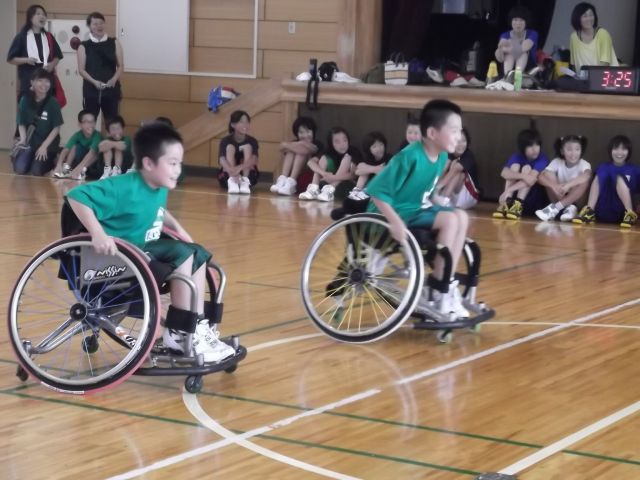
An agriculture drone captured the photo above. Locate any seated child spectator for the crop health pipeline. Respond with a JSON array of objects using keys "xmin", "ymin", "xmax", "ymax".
[
  {"xmin": 299, "ymin": 127, "xmax": 359, "ymax": 202},
  {"xmin": 65, "ymin": 123, "xmax": 236, "ymax": 362},
  {"xmin": 493, "ymin": 128, "xmax": 549, "ymax": 220},
  {"xmin": 270, "ymin": 116, "xmax": 321, "ymax": 196},
  {"xmin": 396, "ymin": 114, "xmax": 422, "ymax": 153},
  {"xmin": 495, "ymin": 6, "xmax": 539, "ymax": 77},
  {"xmin": 366, "ymin": 99, "xmax": 470, "ymax": 318},
  {"xmin": 52, "ymin": 109, "xmax": 101, "ymax": 181},
  {"xmin": 217, "ymin": 110, "xmax": 259, "ymax": 195},
  {"xmin": 98, "ymin": 115, "xmax": 132, "ymax": 179},
  {"xmin": 573, "ymin": 135, "xmax": 639, "ymax": 228},
  {"xmin": 437, "ymin": 127, "xmax": 480, "ymax": 209},
  {"xmin": 13, "ymin": 68, "xmax": 62, "ymax": 176},
  {"xmin": 535, "ymin": 135, "xmax": 591, "ymax": 222},
  {"xmin": 348, "ymin": 131, "xmax": 391, "ymax": 201}
]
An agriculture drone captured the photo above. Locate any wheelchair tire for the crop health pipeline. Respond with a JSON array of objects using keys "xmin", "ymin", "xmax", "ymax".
[
  {"xmin": 8, "ymin": 235, "xmax": 161, "ymax": 394},
  {"xmin": 301, "ymin": 213, "xmax": 424, "ymax": 343}
]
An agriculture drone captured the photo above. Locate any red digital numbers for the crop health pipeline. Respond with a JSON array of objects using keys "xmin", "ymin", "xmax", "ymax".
[{"xmin": 601, "ymin": 70, "xmax": 634, "ymax": 89}]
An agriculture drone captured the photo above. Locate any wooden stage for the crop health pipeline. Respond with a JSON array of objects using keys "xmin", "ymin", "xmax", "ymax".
[{"xmin": 1, "ymin": 158, "xmax": 639, "ymax": 479}]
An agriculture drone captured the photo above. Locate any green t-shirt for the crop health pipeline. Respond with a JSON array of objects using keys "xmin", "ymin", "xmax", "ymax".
[
  {"xmin": 366, "ymin": 142, "xmax": 448, "ymax": 222},
  {"xmin": 16, "ymin": 95, "xmax": 63, "ymax": 151},
  {"xmin": 66, "ymin": 171, "xmax": 168, "ymax": 248},
  {"xmin": 65, "ymin": 130, "xmax": 102, "ymax": 152}
]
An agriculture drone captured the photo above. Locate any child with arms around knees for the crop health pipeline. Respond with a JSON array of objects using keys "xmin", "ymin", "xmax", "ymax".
[
  {"xmin": 65, "ymin": 123, "xmax": 235, "ymax": 362},
  {"xmin": 348, "ymin": 131, "xmax": 392, "ymax": 201},
  {"xmin": 366, "ymin": 99, "xmax": 470, "ymax": 319},
  {"xmin": 573, "ymin": 135, "xmax": 639, "ymax": 228},
  {"xmin": 218, "ymin": 110, "xmax": 259, "ymax": 195},
  {"xmin": 271, "ymin": 116, "xmax": 322, "ymax": 196},
  {"xmin": 536, "ymin": 135, "xmax": 591, "ymax": 222},
  {"xmin": 495, "ymin": 6, "xmax": 538, "ymax": 78},
  {"xmin": 52, "ymin": 109, "xmax": 102, "ymax": 181},
  {"xmin": 437, "ymin": 127, "xmax": 480, "ymax": 209},
  {"xmin": 493, "ymin": 129, "xmax": 549, "ymax": 220},
  {"xmin": 299, "ymin": 127, "xmax": 360, "ymax": 202},
  {"xmin": 396, "ymin": 114, "xmax": 422, "ymax": 153},
  {"xmin": 99, "ymin": 115, "xmax": 132, "ymax": 179}
]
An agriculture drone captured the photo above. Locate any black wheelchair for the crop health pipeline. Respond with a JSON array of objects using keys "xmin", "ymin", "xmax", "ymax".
[
  {"xmin": 300, "ymin": 199, "xmax": 495, "ymax": 344},
  {"xmin": 8, "ymin": 205, "xmax": 246, "ymax": 394}
]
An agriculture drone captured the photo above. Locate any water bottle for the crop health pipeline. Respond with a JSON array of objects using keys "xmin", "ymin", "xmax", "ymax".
[
  {"xmin": 514, "ymin": 67, "xmax": 523, "ymax": 91},
  {"xmin": 486, "ymin": 61, "xmax": 498, "ymax": 84}
]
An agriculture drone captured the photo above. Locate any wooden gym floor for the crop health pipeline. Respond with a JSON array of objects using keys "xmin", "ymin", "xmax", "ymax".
[{"xmin": 0, "ymin": 155, "xmax": 638, "ymax": 479}]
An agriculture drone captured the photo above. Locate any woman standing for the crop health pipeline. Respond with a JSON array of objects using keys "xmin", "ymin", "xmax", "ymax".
[
  {"xmin": 77, "ymin": 12, "xmax": 124, "ymax": 121},
  {"xmin": 6, "ymin": 4, "xmax": 63, "ymax": 99},
  {"xmin": 14, "ymin": 68, "xmax": 63, "ymax": 176}
]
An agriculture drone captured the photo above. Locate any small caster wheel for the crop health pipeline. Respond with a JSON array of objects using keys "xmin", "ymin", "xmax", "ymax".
[
  {"xmin": 437, "ymin": 330, "xmax": 453, "ymax": 344},
  {"xmin": 469, "ymin": 323, "xmax": 482, "ymax": 333},
  {"xmin": 185, "ymin": 375, "xmax": 203, "ymax": 394},
  {"xmin": 81, "ymin": 335, "xmax": 99, "ymax": 354},
  {"xmin": 224, "ymin": 364, "xmax": 237, "ymax": 374},
  {"xmin": 16, "ymin": 365, "xmax": 28, "ymax": 382}
]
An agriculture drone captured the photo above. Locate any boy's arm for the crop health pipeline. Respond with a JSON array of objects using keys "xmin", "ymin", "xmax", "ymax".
[
  {"xmin": 163, "ymin": 210, "xmax": 193, "ymax": 243},
  {"xmin": 67, "ymin": 198, "xmax": 117, "ymax": 255},
  {"xmin": 371, "ymin": 197, "xmax": 406, "ymax": 243}
]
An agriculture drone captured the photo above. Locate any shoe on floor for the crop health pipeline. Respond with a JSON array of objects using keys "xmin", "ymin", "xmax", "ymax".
[
  {"xmin": 227, "ymin": 176, "xmax": 240, "ymax": 194},
  {"xmin": 271, "ymin": 175, "xmax": 287, "ymax": 193},
  {"xmin": 193, "ymin": 320, "xmax": 236, "ymax": 362},
  {"xmin": 559, "ymin": 204, "xmax": 578, "ymax": 222}
]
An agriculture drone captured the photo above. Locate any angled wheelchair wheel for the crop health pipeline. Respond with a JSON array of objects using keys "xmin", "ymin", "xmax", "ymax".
[
  {"xmin": 301, "ymin": 213, "xmax": 424, "ymax": 343},
  {"xmin": 8, "ymin": 235, "xmax": 160, "ymax": 394}
]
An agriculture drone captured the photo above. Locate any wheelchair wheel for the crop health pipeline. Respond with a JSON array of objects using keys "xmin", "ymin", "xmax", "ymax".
[
  {"xmin": 301, "ymin": 213, "xmax": 424, "ymax": 343},
  {"xmin": 8, "ymin": 235, "xmax": 160, "ymax": 394}
]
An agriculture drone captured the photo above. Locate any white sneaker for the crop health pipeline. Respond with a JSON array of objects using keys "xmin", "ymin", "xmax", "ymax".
[
  {"xmin": 348, "ymin": 187, "xmax": 369, "ymax": 201},
  {"xmin": 100, "ymin": 166, "xmax": 112, "ymax": 180},
  {"xmin": 448, "ymin": 280, "xmax": 470, "ymax": 319},
  {"xmin": 270, "ymin": 175, "xmax": 287, "ymax": 193},
  {"xmin": 317, "ymin": 184, "xmax": 335, "ymax": 202},
  {"xmin": 53, "ymin": 163, "xmax": 71, "ymax": 179},
  {"xmin": 467, "ymin": 77, "xmax": 486, "ymax": 87},
  {"xmin": 227, "ymin": 176, "xmax": 240, "ymax": 194},
  {"xmin": 450, "ymin": 76, "xmax": 468, "ymax": 87},
  {"xmin": 430, "ymin": 287, "xmax": 455, "ymax": 320},
  {"xmin": 426, "ymin": 67, "xmax": 444, "ymax": 83},
  {"xmin": 162, "ymin": 328, "xmax": 185, "ymax": 354},
  {"xmin": 299, "ymin": 183, "xmax": 320, "ymax": 200},
  {"xmin": 278, "ymin": 177, "xmax": 298, "ymax": 196},
  {"xmin": 535, "ymin": 203, "xmax": 560, "ymax": 221},
  {"xmin": 193, "ymin": 320, "xmax": 236, "ymax": 363},
  {"xmin": 110, "ymin": 165, "xmax": 122, "ymax": 177},
  {"xmin": 239, "ymin": 176, "xmax": 251, "ymax": 194},
  {"xmin": 560, "ymin": 204, "xmax": 578, "ymax": 222},
  {"xmin": 71, "ymin": 168, "xmax": 87, "ymax": 182}
]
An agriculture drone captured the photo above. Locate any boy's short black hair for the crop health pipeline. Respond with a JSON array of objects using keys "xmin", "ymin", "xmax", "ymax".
[
  {"xmin": 292, "ymin": 116, "xmax": 317, "ymax": 138},
  {"xmin": 608, "ymin": 135, "xmax": 632, "ymax": 162},
  {"xmin": 77, "ymin": 109, "xmax": 95, "ymax": 123},
  {"xmin": 155, "ymin": 116, "xmax": 174, "ymax": 127},
  {"xmin": 508, "ymin": 6, "xmax": 531, "ymax": 25},
  {"xmin": 86, "ymin": 11, "xmax": 105, "ymax": 26},
  {"xmin": 228, "ymin": 110, "xmax": 250, "ymax": 134},
  {"xmin": 516, "ymin": 129, "xmax": 542, "ymax": 156},
  {"xmin": 362, "ymin": 131, "xmax": 388, "ymax": 154},
  {"xmin": 554, "ymin": 134, "xmax": 587, "ymax": 159},
  {"xmin": 106, "ymin": 115, "xmax": 125, "ymax": 130},
  {"xmin": 133, "ymin": 123, "xmax": 183, "ymax": 169},
  {"xmin": 419, "ymin": 99, "xmax": 462, "ymax": 136},
  {"xmin": 406, "ymin": 113, "xmax": 419, "ymax": 126},
  {"xmin": 571, "ymin": 3, "xmax": 598, "ymax": 32}
]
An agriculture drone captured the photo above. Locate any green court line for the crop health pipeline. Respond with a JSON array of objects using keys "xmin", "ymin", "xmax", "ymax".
[
  {"xmin": 236, "ymin": 280, "xmax": 301, "ymax": 291},
  {"xmin": 0, "ymin": 250, "xmax": 35, "ymax": 258},
  {"xmin": 234, "ymin": 317, "xmax": 308, "ymax": 336},
  {"xmin": 481, "ymin": 252, "xmax": 580, "ymax": 277}
]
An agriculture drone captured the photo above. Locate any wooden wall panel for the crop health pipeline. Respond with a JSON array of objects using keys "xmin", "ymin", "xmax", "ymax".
[
  {"xmin": 184, "ymin": 140, "xmax": 211, "ymax": 167},
  {"xmin": 120, "ymin": 99, "xmax": 206, "ymax": 130},
  {"xmin": 265, "ymin": 0, "xmax": 339, "ymax": 22},
  {"xmin": 189, "ymin": 47, "xmax": 256, "ymax": 75},
  {"xmin": 191, "ymin": 0, "xmax": 265, "ymax": 21},
  {"xmin": 121, "ymin": 73, "xmax": 190, "ymax": 102},
  {"xmin": 18, "ymin": 0, "xmax": 115, "ymax": 16},
  {"xmin": 259, "ymin": 21, "xmax": 337, "ymax": 52},
  {"xmin": 262, "ymin": 50, "xmax": 335, "ymax": 79},
  {"xmin": 251, "ymin": 111, "xmax": 284, "ymax": 143},
  {"xmin": 193, "ymin": 19, "xmax": 254, "ymax": 49}
]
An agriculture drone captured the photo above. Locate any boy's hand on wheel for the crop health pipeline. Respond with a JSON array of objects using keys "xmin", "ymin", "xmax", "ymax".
[{"xmin": 92, "ymin": 233, "xmax": 117, "ymax": 256}]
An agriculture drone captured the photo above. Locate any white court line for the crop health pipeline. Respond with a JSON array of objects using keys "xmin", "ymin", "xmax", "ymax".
[
  {"xmin": 109, "ymin": 388, "xmax": 378, "ymax": 480},
  {"xmin": 484, "ymin": 321, "xmax": 640, "ymax": 330},
  {"xmin": 396, "ymin": 297, "xmax": 640, "ymax": 385},
  {"xmin": 499, "ymin": 400, "xmax": 640, "ymax": 475},
  {"xmin": 247, "ymin": 333, "xmax": 325, "ymax": 352}
]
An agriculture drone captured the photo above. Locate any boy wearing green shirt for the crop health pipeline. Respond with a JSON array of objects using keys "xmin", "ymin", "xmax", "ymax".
[
  {"xmin": 66, "ymin": 123, "xmax": 235, "ymax": 362},
  {"xmin": 366, "ymin": 99, "xmax": 470, "ymax": 319},
  {"xmin": 52, "ymin": 110, "xmax": 101, "ymax": 181}
]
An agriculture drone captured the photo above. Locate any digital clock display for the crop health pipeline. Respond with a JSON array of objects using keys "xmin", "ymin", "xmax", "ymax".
[{"xmin": 586, "ymin": 67, "xmax": 640, "ymax": 94}]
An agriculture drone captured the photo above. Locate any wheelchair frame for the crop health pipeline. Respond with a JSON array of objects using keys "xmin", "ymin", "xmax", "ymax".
[
  {"xmin": 9, "ymin": 233, "xmax": 246, "ymax": 394},
  {"xmin": 300, "ymin": 212, "xmax": 495, "ymax": 344}
]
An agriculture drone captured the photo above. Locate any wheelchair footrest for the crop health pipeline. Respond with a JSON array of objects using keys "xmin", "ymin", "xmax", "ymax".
[
  {"xmin": 135, "ymin": 344, "xmax": 247, "ymax": 376},
  {"xmin": 412, "ymin": 307, "xmax": 495, "ymax": 331}
]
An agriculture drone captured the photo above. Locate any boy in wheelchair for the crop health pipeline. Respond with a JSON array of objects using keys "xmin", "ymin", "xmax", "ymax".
[
  {"xmin": 366, "ymin": 99, "xmax": 469, "ymax": 319},
  {"xmin": 65, "ymin": 122, "xmax": 235, "ymax": 363}
]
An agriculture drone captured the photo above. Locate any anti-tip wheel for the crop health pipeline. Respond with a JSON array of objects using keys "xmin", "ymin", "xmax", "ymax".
[
  {"xmin": 185, "ymin": 375, "xmax": 203, "ymax": 393},
  {"xmin": 224, "ymin": 364, "xmax": 237, "ymax": 374},
  {"xmin": 16, "ymin": 365, "xmax": 29, "ymax": 382},
  {"xmin": 437, "ymin": 330, "xmax": 453, "ymax": 344}
]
